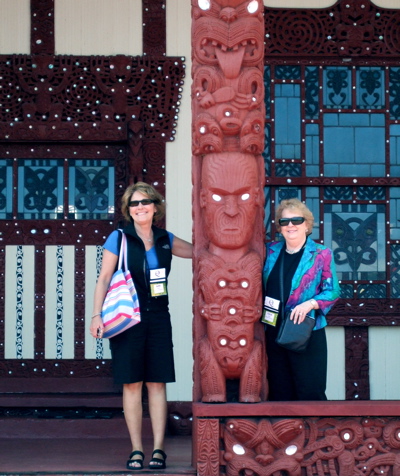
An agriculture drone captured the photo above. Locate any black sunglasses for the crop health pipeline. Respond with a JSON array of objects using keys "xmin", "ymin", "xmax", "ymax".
[
  {"xmin": 279, "ymin": 217, "xmax": 305, "ymax": 226},
  {"xmin": 129, "ymin": 199, "xmax": 155, "ymax": 207}
]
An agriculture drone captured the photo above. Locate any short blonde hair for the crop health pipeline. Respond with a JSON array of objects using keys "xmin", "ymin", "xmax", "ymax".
[
  {"xmin": 121, "ymin": 182, "xmax": 165, "ymax": 223},
  {"xmin": 275, "ymin": 198, "xmax": 314, "ymax": 235}
]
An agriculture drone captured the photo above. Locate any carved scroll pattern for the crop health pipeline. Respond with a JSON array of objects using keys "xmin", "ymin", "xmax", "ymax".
[
  {"xmin": 222, "ymin": 417, "xmax": 400, "ymax": 476},
  {"xmin": 264, "ymin": 0, "xmax": 400, "ymax": 57},
  {"xmin": 192, "ymin": 0, "xmax": 266, "ymax": 404},
  {"xmin": 0, "ymin": 55, "xmax": 184, "ymax": 143},
  {"xmin": 197, "ymin": 418, "xmax": 221, "ymax": 476}
]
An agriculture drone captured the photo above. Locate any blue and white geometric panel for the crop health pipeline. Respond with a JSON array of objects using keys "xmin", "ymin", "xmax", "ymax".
[
  {"xmin": 85, "ymin": 245, "xmax": 111, "ymax": 360},
  {"xmin": 45, "ymin": 246, "xmax": 75, "ymax": 359},
  {"xmin": 324, "ymin": 204, "xmax": 386, "ymax": 282},
  {"xmin": 5, "ymin": 246, "xmax": 35, "ymax": 359}
]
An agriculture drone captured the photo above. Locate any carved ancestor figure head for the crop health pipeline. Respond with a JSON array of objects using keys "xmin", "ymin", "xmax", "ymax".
[{"xmin": 200, "ymin": 152, "xmax": 260, "ymax": 256}]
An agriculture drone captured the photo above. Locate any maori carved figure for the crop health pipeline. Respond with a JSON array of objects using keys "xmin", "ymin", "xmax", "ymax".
[
  {"xmin": 192, "ymin": 0, "xmax": 266, "ymax": 404},
  {"xmin": 221, "ymin": 417, "xmax": 400, "ymax": 476},
  {"xmin": 198, "ymin": 152, "xmax": 262, "ymax": 402}
]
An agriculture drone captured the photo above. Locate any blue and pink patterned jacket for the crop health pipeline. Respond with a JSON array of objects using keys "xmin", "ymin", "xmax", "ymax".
[{"xmin": 263, "ymin": 238, "xmax": 341, "ymax": 329}]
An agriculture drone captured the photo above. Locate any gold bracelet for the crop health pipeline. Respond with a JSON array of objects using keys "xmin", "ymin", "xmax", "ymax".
[{"xmin": 91, "ymin": 313, "xmax": 101, "ymax": 319}]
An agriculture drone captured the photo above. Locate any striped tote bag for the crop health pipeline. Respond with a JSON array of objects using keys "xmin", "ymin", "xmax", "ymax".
[{"xmin": 101, "ymin": 231, "xmax": 140, "ymax": 338}]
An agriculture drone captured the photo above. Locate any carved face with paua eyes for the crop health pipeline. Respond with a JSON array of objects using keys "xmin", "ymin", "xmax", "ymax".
[
  {"xmin": 200, "ymin": 152, "xmax": 260, "ymax": 252},
  {"xmin": 168, "ymin": 402, "xmax": 193, "ymax": 436}
]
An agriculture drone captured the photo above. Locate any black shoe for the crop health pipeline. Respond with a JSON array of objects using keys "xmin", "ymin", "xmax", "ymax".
[
  {"xmin": 148, "ymin": 449, "xmax": 167, "ymax": 470},
  {"xmin": 126, "ymin": 450, "xmax": 145, "ymax": 471}
]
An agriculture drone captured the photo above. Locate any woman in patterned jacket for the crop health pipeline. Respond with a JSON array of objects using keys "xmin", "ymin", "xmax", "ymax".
[{"xmin": 262, "ymin": 198, "xmax": 340, "ymax": 401}]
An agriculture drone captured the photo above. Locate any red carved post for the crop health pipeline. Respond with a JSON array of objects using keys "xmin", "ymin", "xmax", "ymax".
[{"xmin": 192, "ymin": 0, "xmax": 267, "ymax": 405}]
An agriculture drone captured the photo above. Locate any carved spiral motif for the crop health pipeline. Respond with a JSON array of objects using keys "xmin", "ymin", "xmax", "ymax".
[
  {"xmin": 267, "ymin": 11, "xmax": 324, "ymax": 54},
  {"xmin": 384, "ymin": 13, "xmax": 400, "ymax": 54},
  {"xmin": 143, "ymin": 141, "xmax": 165, "ymax": 168}
]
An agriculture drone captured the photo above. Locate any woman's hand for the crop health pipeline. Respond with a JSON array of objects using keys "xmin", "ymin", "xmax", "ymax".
[
  {"xmin": 90, "ymin": 315, "xmax": 104, "ymax": 338},
  {"xmin": 290, "ymin": 299, "xmax": 317, "ymax": 324}
]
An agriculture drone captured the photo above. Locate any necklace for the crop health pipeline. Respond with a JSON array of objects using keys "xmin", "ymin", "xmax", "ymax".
[
  {"xmin": 141, "ymin": 235, "xmax": 153, "ymax": 243},
  {"xmin": 137, "ymin": 230, "xmax": 153, "ymax": 242},
  {"xmin": 285, "ymin": 241, "xmax": 306, "ymax": 254}
]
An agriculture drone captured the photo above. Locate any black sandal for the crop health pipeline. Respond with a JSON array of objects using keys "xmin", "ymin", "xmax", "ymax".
[
  {"xmin": 126, "ymin": 450, "xmax": 145, "ymax": 471},
  {"xmin": 148, "ymin": 449, "xmax": 167, "ymax": 470}
]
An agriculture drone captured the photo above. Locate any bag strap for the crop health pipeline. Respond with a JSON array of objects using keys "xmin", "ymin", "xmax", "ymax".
[
  {"xmin": 117, "ymin": 229, "xmax": 127, "ymax": 270},
  {"xmin": 279, "ymin": 252, "xmax": 285, "ymax": 305}
]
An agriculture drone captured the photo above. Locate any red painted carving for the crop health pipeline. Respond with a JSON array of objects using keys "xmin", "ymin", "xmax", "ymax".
[
  {"xmin": 198, "ymin": 152, "xmax": 263, "ymax": 402},
  {"xmin": 221, "ymin": 416, "xmax": 400, "ymax": 476},
  {"xmin": 192, "ymin": 0, "xmax": 266, "ymax": 404},
  {"xmin": 196, "ymin": 418, "xmax": 220, "ymax": 476}
]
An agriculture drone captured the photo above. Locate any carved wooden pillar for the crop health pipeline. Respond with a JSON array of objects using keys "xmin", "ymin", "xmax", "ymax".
[{"xmin": 192, "ymin": 0, "xmax": 267, "ymax": 404}]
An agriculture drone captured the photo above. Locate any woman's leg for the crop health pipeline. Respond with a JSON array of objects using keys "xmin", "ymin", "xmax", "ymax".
[
  {"xmin": 265, "ymin": 327, "xmax": 297, "ymax": 401},
  {"xmin": 290, "ymin": 328, "xmax": 328, "ymax": 400},
  {"xmin": 123, "ymin": 381, "xmax": 144, "ymax": 467},
  {"xmin": 146, "ymin": 382, "xmax": 167, "ymax": 461}
]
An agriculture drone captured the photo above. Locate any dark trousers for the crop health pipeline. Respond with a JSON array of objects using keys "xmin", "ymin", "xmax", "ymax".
[{"xmin": 265, "ymin": 325, "xmax": 328, "ymax": 401}]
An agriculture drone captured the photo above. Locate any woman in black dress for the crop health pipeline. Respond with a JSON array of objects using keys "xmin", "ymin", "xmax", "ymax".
[{"xmin": 90, "ymin": 182, "xmax": 192, "ymax": 470}]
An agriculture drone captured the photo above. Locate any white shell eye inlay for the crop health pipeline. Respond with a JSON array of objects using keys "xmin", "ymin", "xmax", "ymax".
[
  {"xmin": 248, "ymin": 0, "xmax": 259, "ymax": 14},
  {"xmin": 285, "ymin": 445, "xmax": 298, "ymax": 456},
  {"xmin": 198, "ymin": 0, "xmax": 210, "ymax": 10},
  {"xmin": 233, "ymin": 444, "xmax": 245, "ymax": 455}
]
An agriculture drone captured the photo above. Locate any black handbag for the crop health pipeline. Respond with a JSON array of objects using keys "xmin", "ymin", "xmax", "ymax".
[
  {"xmin": 275, "ymin": 251, "xmax": 315, "ymax": 353},
  {"xmin": 275, "ymin": 310, "xmax": 315, "ymax": 353}
]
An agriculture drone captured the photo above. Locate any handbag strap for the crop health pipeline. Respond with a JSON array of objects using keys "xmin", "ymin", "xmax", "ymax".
[
  {"xmin": 117, "ymin": 230, "xmax": 128, "ymax": 270},
  {"xmin": 279, "ymin": 252, "xmax": 285, "ymax": 305}
]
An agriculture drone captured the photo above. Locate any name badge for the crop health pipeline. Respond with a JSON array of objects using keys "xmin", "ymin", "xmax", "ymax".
[
  {"xmin": 261, "ymin": 296, "xmax": 280, "ymax": 327},
  {"xmin": 150, "ymin": 268, "xmax": 167, "ymax": 297}
]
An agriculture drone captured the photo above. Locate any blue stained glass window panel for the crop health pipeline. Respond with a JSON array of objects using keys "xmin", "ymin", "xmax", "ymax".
[
  {"xmin": 305, "ymin": 66, "xmax": 319, "ymax": 119},
  {"xmin": 323, "ymin": 67, "xmax": 351, "ymax": 109},
  {"xmin": 358, "ymin": 284, "xmax": 386, "ymax": 299},
  {"xmin": 275, "ymin": 65, "xmax": 300, "ymax": 80},
  {"xmin": 264, "ymin": 66, "xmax": 271, "ymax": 119},
  {"xmin": 390, "ymin": 245, "xmax": 400, "ymax": 298},
  {"xmin": 275, "ymin": 85, "xmax": 301, "ymax": 159},
  {"xmin": 324, "ymin": 126, "xmax": 354, "ymax": 163},
  {"xmin": 263, "ymin": 123, "xmax": 271, "ymax": 176},
  {"xmin": 264, "ymin": 186, "xmax": 272, "ymax": 240},
  {"xmin": 0, "ymin": 159, "xmax": 13, "ymax": 219},
  {"xmin": 276, "ymin": 188, "xmax": 300, "ymax": 204},
  {"xmin": 324, "ymin": 204, "xmax": 386, "ymax": 281},
  {"xmin": 324, "ymin": 113, "xmax": 385, "ymax": 177},
  {"xmin": 305, "ymin": 187, "xmax": 320, "ymax": 241},
  {"xmin": 390, "ymin": 125, "xmax": 400, "ymax": 176},
  {"xmin": 390, "ymin": 187, "xmax": 400, "ymax": 240},
  {"xmin": 17, "ymin": 159, "xmax": 64, "ymax": 219},
  {"xmin": 356, "ymin": 67, "xmax": 385, "ymax": 109},
  {"xmin": 389, "ymin": 67, "xmax": 400, "ymax": 120},
  {"xmin": 68, "ymin": 160, "xmax": 115, "ymax": 220},
  {"xmin": 305, "ymin": 124, "xmax": 319, "ymax": 177}
]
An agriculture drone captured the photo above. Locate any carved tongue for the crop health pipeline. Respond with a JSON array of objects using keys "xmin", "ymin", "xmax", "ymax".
[{"xmin": 215, "ymin": 47, "xmax": 245, "ymax": 79}]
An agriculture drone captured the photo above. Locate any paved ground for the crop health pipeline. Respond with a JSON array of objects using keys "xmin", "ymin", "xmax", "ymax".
[{"xmin": 0, "ymin": 435, "xmax": 194, "ymax": 475}]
